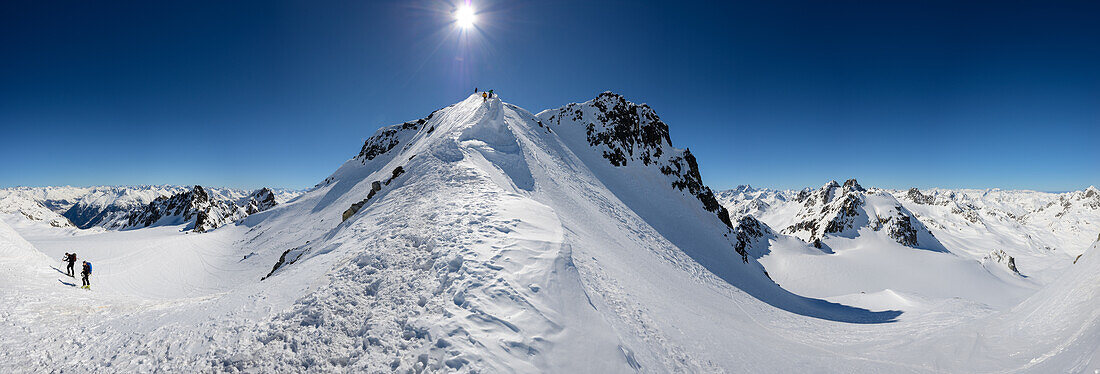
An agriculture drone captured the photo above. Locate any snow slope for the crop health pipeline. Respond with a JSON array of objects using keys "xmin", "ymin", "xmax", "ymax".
[
  {"xmin": 1, "ymin": 93, "xmax": 1096, "ymax": 372},
  {"xmin": 909, "ymin": 240, "xmax": 1100, "ymax": 371}
]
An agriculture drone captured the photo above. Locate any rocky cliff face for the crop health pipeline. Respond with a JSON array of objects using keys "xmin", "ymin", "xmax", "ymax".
[
  {"xmin": 732, "ymin": 215, "xmax": 776, "ymax": 262},
  {"xmin": 356, "ymin": 111, "xmax": 440, "ymax": 162},
  {"xmin": 244, "ymin": 188, "xmax": 279, "ymax": 215},
  {"xmin": 576, "ymin": 92, "xmax": 671, "ymax": 167},
  {"xmin": 660, "ymin": 151, "xmax": 733, "ymax": 228}
]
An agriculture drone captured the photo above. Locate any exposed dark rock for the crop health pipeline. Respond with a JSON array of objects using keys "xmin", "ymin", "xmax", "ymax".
[
  {"xmin": 193, "ymin": 211, "xmax": 210, "ymax": 233},
  {"xmin": 732, "ymin": 216, "xmax": 774, "ymax": 262},
  {"xmin": 543, "ymin": 92, "xmax": 671, "ymax": 167},
  {"xmin": 883, "ymin": 211, "xmax": 918, "ymax": 247},
  {"xmin": 661, "ymin": 150, "xmax": 733, "ymax": 228},
  {"xmin": 906, "ymin": 188, "xmax": 936, "ymax": 205},
  {"xmin": 951, "ymin": 204, "xmax": 982, "ymax": 223},
  {"xmin": 801, "ymin": 180, "xmax": 840, "ymax": 208},
  {"xmin": 795, "ymin": 189, "xmax": 812, "ymax": 203},
  {"xmin": 263, "ymin": 245, "xmax": 308, "ymax": 280},
  {"xmin": 244, "ymin": 188, "xmax": 278, "ymax": 215},
  {"xmin": 786, "ymin": 181, "xmax": 864, "ymax": 244},
  {"xmin": 822, "ymin": 193, "xmax": 862, "ymax": 235},
  {"xmin": 356, "ymin": 109, "xmax": 440, "ymax": 162},
  {"xmin": 343, "ymin": 180, "xmax": 386, "ymax": 222},
  {"xmin": 986, "ymin": 249, "xmax": 1021, "ymax": 275},
  {"xmin": 386, "ymin": 166, "xmax": 406, "ymax": 185},
  {"xmin": 842, "ymin": 179, "xmax": 865, "ymax": 192}
]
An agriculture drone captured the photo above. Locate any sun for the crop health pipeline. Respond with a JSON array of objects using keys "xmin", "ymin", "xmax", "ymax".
[{"xmin": 455, "ymin": 5, "xmax": 476, "ymax": 29}]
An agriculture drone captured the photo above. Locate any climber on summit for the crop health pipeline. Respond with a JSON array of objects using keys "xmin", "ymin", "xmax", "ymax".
[
  {"xmin": 482, "ymin": 92, "xmax": 487, "ymax": 102},
  {"xmin": 489, "ymin": 89, "xmax": 494, "ymax": 98}
]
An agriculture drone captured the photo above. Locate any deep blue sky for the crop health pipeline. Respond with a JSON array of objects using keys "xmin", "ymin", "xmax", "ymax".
[{"xmin": 2, "ymin": 0, "xmax": 1097, "ymax": 191}]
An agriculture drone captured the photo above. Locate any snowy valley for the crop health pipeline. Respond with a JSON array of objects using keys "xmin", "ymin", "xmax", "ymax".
[{"xmin": 1, "ymin": 93, "xmax": 1097, "ymax": 373}]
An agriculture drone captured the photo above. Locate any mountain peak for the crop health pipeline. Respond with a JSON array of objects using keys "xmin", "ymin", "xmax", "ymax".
[{"xmin": 842, "ymin": 179, "xmax": 865, "ymax": 192}]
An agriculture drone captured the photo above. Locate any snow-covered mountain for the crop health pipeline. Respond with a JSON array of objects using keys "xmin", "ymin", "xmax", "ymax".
[
  {"xmin": 121, "ymin": 185, "xmax": 284, "ymax": 233},
  {"xmin": 0, "ymin": 192, "xmax": 74, "ymax": 228},
  {"xmin": 895, "ymin": 186, "xmax": 1100, "ymax": 256},
  {"xmin": 63, "ymin": 185, "xmax": 195, "ymax": 228},
  {"xmin": 718, "ymin": 182, "xmax": 1100, "ymax": 287},
  {"xmin": 1, "ymin": 93, "xmax": 1096, "ymax": 372},
  {"xmin": 782, "ymin": 179, "xmax": 944, "ymax": 251}
]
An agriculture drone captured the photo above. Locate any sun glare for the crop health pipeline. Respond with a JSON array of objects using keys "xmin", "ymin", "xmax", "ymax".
[{"xmin": 455, "ymin": 5, "xmax": 476, "ymax": 29}]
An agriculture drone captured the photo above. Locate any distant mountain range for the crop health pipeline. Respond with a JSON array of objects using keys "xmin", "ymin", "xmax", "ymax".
[{"xmin": 0, "ymin": 185, "xmax": 302, "ymax": 232}]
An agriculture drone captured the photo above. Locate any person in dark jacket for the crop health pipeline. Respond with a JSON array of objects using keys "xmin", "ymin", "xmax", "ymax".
[
  {"xmin": 80, "ymin": 261, "xmax": 91, "ymax": 289},
  {"xmin": 63, "ymin": 252, "xmax": 77, "ymax": 277}
]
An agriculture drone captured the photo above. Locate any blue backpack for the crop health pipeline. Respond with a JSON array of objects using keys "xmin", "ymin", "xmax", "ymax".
[{"xmin": 84, "ymin": 262, "xmax": 92, "ymax": 274}]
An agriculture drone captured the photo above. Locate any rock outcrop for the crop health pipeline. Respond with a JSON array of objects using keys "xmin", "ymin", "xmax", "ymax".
[
  {"xmin": 731, "ymin": 215, "xmax": 775, "ymax": 262},
  {"xmin": 343, "ymin": 181, "xmax": 384, "ymax": 222},
  {"xmin": 244, "ymin": 188, "xmax": 279, "ymax": 215},
  {"xmin": 660, "ymin": 150, "xmax": 734, "ymax": 228},
  {"xmin": 985, "ymin": 249, "xmax": 1021, "ymax": 274},
  {"xmin": 356, "ymin": 111, "xmax": 439, "ymax": 162},
  {"xmin": 905, "ymin": 187, "xmax": 937, "ymax": 205}
]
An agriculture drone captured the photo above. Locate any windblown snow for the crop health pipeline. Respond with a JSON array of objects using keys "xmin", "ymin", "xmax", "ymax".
[{"xmin": 1, "ymin": 93, "xmax": 1096, "ymax": 372}]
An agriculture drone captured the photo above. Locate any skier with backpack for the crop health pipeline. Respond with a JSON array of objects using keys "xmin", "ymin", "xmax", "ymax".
[
  {"xmin": 80, "ymin": 261, "xmax": 92, "ymax": 289},
  {"xmin": 63, "ymin": 252, "xmax": 77, "ymax": 277}
]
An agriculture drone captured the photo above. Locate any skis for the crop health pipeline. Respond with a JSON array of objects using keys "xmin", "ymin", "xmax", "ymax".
[{"xmin": 80, "ymin": 285, "xmax": 91, "ymax": 290}]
